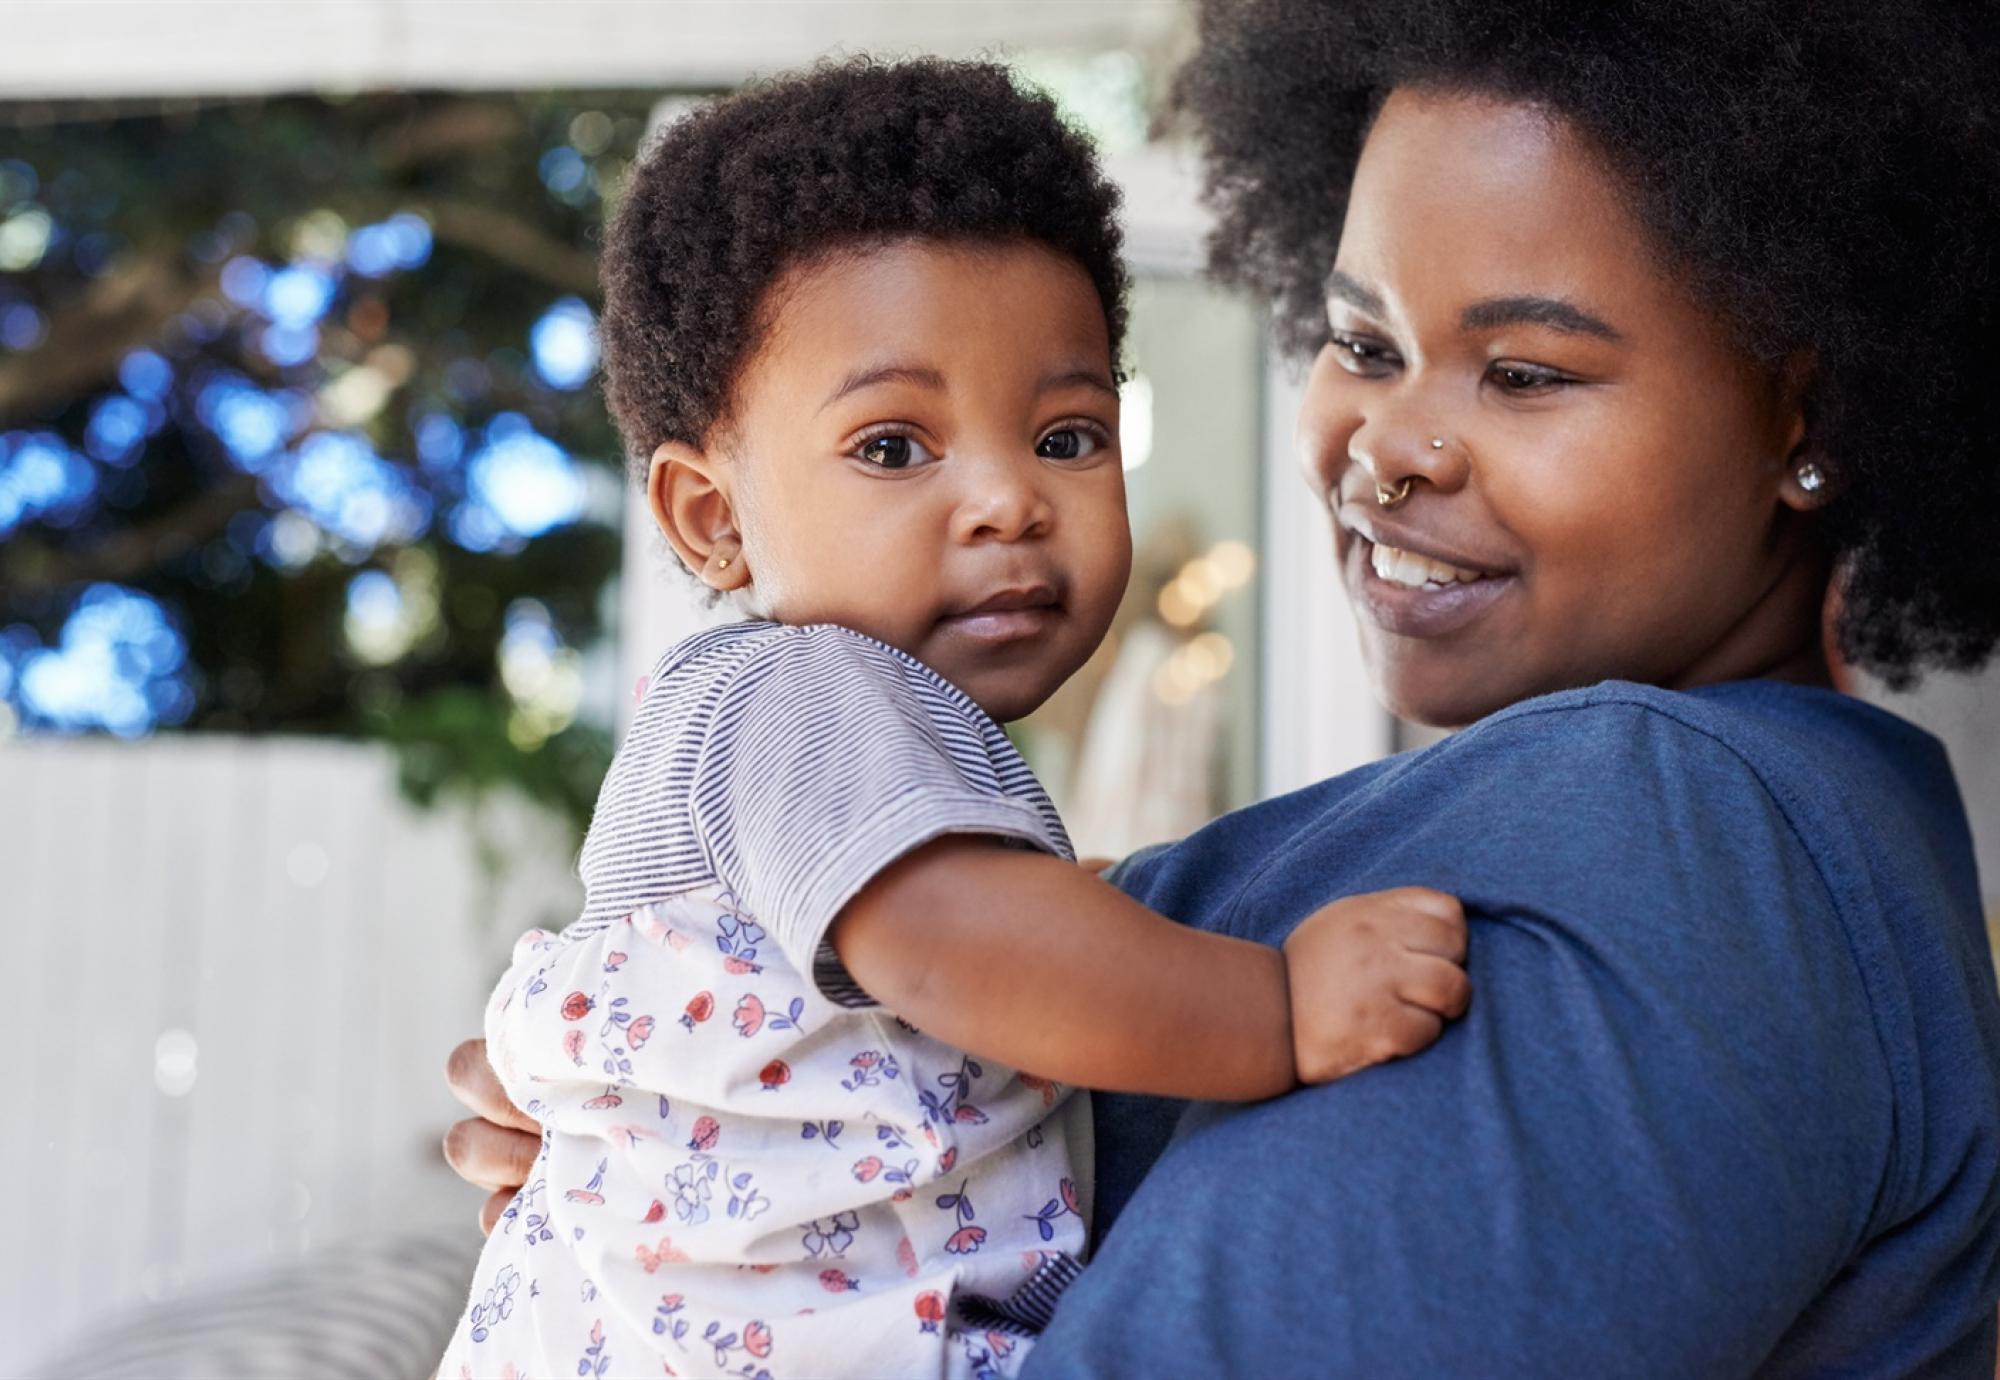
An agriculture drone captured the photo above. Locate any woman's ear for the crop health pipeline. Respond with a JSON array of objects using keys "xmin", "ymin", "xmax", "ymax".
[
  {"xmin": 1773, "ymin": 354, "xmax": 1834, "ymax": 513},
  {"xmin": 647, "ymin": 441, "xmax": 753, "ymax": 592}
]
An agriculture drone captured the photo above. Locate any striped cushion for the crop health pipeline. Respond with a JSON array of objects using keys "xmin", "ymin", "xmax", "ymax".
[{"xmin": 30, "ymin": 1233, "xmax": 477, "ymax": 1379}]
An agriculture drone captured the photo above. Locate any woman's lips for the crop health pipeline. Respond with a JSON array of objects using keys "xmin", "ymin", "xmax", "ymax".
[{"xmin": 1344, "ymin": 535, "xmax": 1516, "ymax": 638}]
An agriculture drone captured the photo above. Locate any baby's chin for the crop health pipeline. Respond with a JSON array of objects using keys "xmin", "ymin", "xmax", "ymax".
[{"xmin": 950, "ymin": 664, "xmax": 1063, "ymax": 725}]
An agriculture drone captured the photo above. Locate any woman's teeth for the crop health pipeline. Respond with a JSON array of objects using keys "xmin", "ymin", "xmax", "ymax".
[{"xmin": 1369, "ymin": 541, "xmax": 1485, "ymax": 588}]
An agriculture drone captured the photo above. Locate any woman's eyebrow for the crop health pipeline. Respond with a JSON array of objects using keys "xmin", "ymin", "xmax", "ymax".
[
  {"xmin": 1461, "ymin": 295, "xmax": 1624, "ymax": 342},
  {"xmin": 1326, "ymin": 270, "xmax": 1386, "ymax": 318},
  {"xmin": 819, "ymin": 363, "xmax": 947, "ymax": 413}
]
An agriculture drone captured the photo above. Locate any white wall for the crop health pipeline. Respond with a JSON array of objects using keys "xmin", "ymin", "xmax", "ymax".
[{"xmin": 0, "ymin": 736, "xmax": 583, "ymax": 1368}]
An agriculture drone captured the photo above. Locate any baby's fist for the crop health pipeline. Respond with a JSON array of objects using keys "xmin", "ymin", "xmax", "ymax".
[{"xmin": 1283, "ymin": 886, "xmax": 1470, "ymax": 1084}]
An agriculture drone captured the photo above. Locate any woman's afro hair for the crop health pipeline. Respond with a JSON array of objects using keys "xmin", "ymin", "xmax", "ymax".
[
  {"xmin": 598, "ymin": 57, "xmax": 1126, "ymax": 470},
  {"xmin": 1175, "ymin": 0, "xmax": 2000, "ymax": 683}
]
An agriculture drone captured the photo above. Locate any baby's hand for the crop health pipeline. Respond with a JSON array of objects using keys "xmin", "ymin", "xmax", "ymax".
[{"xmin": 1283, "ymin": 886, "xmax": 1470, "ymax": 1084}]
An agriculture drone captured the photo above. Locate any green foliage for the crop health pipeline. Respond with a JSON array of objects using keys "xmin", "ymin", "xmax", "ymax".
[{"xmin": 0, "ymin": 90, "xmax": 665, "ymax": 842}]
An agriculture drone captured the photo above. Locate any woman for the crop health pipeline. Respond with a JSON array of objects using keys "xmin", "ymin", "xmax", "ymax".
[{"xmin": 445, "ymin": 0, "xmax": 2000, "ymax": 1370}]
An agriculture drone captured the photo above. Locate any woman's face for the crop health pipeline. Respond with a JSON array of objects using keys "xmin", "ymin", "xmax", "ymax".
[{"xmin": 1298, "ymin": 88, "xmax": 1830, "ymax": 727}]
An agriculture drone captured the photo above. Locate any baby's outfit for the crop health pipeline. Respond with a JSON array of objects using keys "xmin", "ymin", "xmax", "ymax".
[{"xmin": 441, "ymin": 621, "xmax": 1090, "ymax": 1380}]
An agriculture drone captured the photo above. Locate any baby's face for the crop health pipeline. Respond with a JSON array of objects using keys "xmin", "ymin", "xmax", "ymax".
[{"xmin": 664, "ymin": 239, "xmax": 1132, "ymax": 722}]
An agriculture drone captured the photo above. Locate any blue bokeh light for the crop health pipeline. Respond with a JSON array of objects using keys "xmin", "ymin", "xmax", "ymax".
[
  {"xmin": 0, "ymin": 302, "xmax": 46, "ymax": 350},
  {"xmin": 345, "ymin": 212, "xmax": 433, "ymax": 277},
  {"xmin": 529, "ymin": 297, "xmax": 598, "ymax": 389},
  {"xmin": 197, "ymin": 375, "xmax": 301, "ymax": 471},
  {"xmin": 264, "ymin": 264, "xmax": 336, "ymax": 328},
  {"xmin": 273, "ymin": 432, "xmax": 430, "ymax": 550},
  {"xmin": 258, "ymin": 322, "xmax": 321, "ymax": 367},
  {"xmin": 0, "ymin": 431, "xmax": 97, "ymax": 535},
  {"xmin": 414, "ymin": 412, "xmax": 465, "ymax": 471},
  {"xmin": 459, "ymin": 416, "xmax": 583, "ymax": 542},
  {"xmin": 118, "ymin": 349, "xmax": 173, "ymax": 400},
  {"xmin": 538, "ymin": 146, "xmax": 588, "ymax": 197},
  {"xmin": 85, "ymin": 395, "xmax": 149, "ymax": 466},
  {"xmin": 13, "ymin": 584, "xmax": 192, "ymax": 737},
  {"xmin": 219, "ymin": 256, "xmax": 270, "ymax": 307}
]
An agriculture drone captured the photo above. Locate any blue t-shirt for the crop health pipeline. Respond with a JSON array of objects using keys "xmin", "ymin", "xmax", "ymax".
[{"xmin": 1024, "ymin": 680, "xmax": 2000, "ymax": 1377}]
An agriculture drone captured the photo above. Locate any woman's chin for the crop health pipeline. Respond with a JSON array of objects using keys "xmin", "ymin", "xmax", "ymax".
[{"xmin": 1366, "ymin": 653, "xmax": 1518, "ymax": 733}]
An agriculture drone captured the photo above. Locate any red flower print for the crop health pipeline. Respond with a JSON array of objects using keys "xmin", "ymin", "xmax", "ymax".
[
  {"xmin": 723, "ymin": 956, "xmax": 762, "ymax": 975},
  {"xmin": 687, "ymin": 1115, "xmax": 720, "ymax": 1152},
  {"xmin": 604, "ymin": 951, "xmax": 628, "ymax": 971},
  {"xmin": 734, "ymin": 993, "xmax": 766, "ymax": 1038},
  {"xmin": 851, "ymin": 1051, "xmax": 881, "ymax": 1069},
  {"xmin": 819, "ymin": 1269, "xmax": 858, "ymax": 1293},
  {"xmin": 641, "ymin": 1199, "xmax": 665, "ymax": 1224},
  {"xmin": 914, "ymin": 1290, "xmax": 946, "ymax": 1333},
  {"xmin": 937, "ymin": 1147, "xmax": 957, "ymax": 1173},
  {"xmin": 743, "ymin": 1321, "xmax": 772, "ymax": 1359},
  {"xmin": 680, "ymin": 992, "xmax": 714, "ymax": 1031},
  {"xmin": 636, "ymin": 1240, "xmax": 687, "ymax": 1272},
  {"xmin": 758, "ymin": 1059, "xmax": 790, "ymax": 1091},
  {"xmin": 851, "ymin": 1156, "xmax": 882, "ymax": 1182},
  {"xmin": 562, "ymin": 1028, "xmax": 586, "ymax": 1065},
  {"xmin": 1019, "ymin": 1073, "xmax": 1058, "ymax": 1107},
  {"xmin": 582, "ymin": 1089, "xmax": 623, "ymax": 1110},
  {"xmin": 945, "ymin": 1226, "xmax": 988, "ymax": 1255},
  {"xmin": 561, "ymin": 990, "xmax": 593, "ymax": 1021},
  {"xmin": 627, "ymin": 1015, "xmax": 656, "ymax": 1049},
  {"xmin": 1060, "ymin": 1177, "xmax": 1081, "ymax": 1216},
  {"xmin": 891, "ymin": 1188, "xmax": 912, "ymax": 1203},
  {"xmin": 897, "ymin": 1236, "xmax": 919, "ymax": 1278}
]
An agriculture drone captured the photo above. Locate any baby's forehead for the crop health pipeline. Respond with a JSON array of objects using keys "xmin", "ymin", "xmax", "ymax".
[{"xmin": 734, "ymin": 238, "xmax": 1116, "ymax": 401}]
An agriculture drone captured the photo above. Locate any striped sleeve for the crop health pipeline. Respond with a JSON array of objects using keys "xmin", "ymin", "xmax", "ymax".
[{"xmin": 688, "ymin": 624, "xmax": 1068, "ymax": 1005}]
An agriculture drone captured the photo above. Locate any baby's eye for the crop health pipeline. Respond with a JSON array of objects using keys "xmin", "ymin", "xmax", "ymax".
[
  {"xmin": 856, "ymin": 434, "xmax": 938, "ymax": 471},
  {"xmin": 1035, "ymin": 426, "xmax": 1107, "ymax": 463}
]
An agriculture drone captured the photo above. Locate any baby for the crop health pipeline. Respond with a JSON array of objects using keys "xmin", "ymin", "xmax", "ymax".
[{"xmin": 441, "ymin": 58, "xmax": 1469, "ymax": 1380}]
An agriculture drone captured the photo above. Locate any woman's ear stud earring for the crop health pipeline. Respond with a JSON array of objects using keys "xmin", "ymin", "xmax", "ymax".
[{"xmin": 1796, "ymin": 464, "xmax": 1826, "ymax": 495}]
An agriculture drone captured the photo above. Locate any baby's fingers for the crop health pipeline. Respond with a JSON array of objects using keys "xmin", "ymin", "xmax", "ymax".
[{"xmin": 1397, "ymin": 953, "xmax": 1472, "ymax": 1019}]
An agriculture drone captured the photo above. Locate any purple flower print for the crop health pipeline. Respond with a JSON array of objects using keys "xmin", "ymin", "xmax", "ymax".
[{"xmin": 801, "ymin": 1211, "xmax": 859, "ymax": 1258}]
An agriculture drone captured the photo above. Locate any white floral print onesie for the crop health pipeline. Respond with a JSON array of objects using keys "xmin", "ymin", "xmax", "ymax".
[{"xmin": 441, "ymin": 621, "xmax": 1090, "ymax": 1380}]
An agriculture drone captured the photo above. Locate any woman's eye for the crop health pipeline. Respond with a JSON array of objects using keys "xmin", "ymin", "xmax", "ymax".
[
  {"xmin": 1329, "ymin": 333, "xmax": 1398, "ymax": 376},
  {"xmin": 856, "ymin": 434, "xmax": 937, "ymax": 470},
  {"xmin": 1035, "ymin": 427, "xmax": 1105, "ymax": 462},
  {"xmin": 1489, "ymin": 362, "xmax": 1567, "ymax": 394}
]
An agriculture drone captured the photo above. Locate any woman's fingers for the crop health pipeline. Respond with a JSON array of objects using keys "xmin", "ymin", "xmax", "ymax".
[
  {"xmin": 479, "ymin": 1187, "xmax": 516, "ymax": 1238},
  {"xmin": 442, "ymin": 1114, "xmax": 541, "ymax": 1194},
  {"xmin": 445, "ymin": 1038, "xmax": 541, "ymax": 1133}
]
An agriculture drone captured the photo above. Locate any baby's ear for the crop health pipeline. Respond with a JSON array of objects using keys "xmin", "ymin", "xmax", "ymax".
[{"xmin": 647, "ymin": 441, "xmax": 752, "ymax": 592}]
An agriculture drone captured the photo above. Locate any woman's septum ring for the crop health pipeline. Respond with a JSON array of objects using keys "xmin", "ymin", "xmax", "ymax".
[{"xmin": 1376, "ymin": 477, "xmax": 1415, "ymax": 509}]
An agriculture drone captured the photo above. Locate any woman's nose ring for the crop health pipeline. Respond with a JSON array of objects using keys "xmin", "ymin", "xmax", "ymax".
[{"xmin": 1376, "ymin": 477, "xmax": 1414, "ymax": 508}]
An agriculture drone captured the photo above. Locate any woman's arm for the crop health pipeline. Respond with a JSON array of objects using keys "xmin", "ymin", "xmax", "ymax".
[{"xmin": 831, "ymin": 835, "xmax": 1469, "ymax": 1101}]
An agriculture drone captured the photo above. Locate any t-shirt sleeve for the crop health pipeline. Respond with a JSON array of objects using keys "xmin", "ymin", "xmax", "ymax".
[
  {"xmin": 1026, "ymin": 705, "xmax": 1897, "ymax": 1377},
  {"xmin": 689, "ymin": 625, "xmax": 1066, "ymax": 1005}
]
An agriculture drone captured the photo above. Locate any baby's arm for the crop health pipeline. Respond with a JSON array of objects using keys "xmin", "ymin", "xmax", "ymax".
[{"xmin": 831, "ymin": 836, "xmax": 1469, "ymax": 1102}]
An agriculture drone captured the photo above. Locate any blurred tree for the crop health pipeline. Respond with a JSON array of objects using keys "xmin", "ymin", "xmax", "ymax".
[{"xmin": 0, "ymin": 90, "xmax": 664, "ymax": 835}]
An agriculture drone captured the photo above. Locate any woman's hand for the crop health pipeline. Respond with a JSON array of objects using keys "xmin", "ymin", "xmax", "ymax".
[
  {"xmin": 442, "ymin": 1038, "xmax": 542, "ymax": 1234},
  {"xmin": 1284, "ymin": 886, "xmax": 1471, "ymax": 1084}
]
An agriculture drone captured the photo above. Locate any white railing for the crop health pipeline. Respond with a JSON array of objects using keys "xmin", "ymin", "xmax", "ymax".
[{"xmin": 0, "ymin": 734, "xmax": 583, "ymax": 1369}]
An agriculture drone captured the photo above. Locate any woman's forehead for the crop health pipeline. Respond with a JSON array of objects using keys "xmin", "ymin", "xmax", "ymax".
[{"xmin": 1334, "ymin": 88, "xmax": 1670, "ymax": 330}]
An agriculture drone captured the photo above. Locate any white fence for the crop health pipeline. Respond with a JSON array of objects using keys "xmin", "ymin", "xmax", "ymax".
[{"xmin": 0, "ymin": 735, "xmax": 583, "ymax": 1371}]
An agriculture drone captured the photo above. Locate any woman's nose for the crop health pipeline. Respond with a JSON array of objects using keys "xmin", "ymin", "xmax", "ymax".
[
  {"xmin": 951, "ymin": 455, "xmax": 1054, "ymax": 544},
  {"xmin": 1298, "ymin": 349, "xmax": 1471, "ymax": 504}
]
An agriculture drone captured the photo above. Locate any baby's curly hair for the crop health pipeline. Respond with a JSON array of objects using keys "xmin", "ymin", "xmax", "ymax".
[
  {"xmin": 1176, "ymin": 0, "xmax": 2000, "ymax": 682},
  {"xmin": 599, "ymin": 57, "xmax": 1127, "ymax": 471}
]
